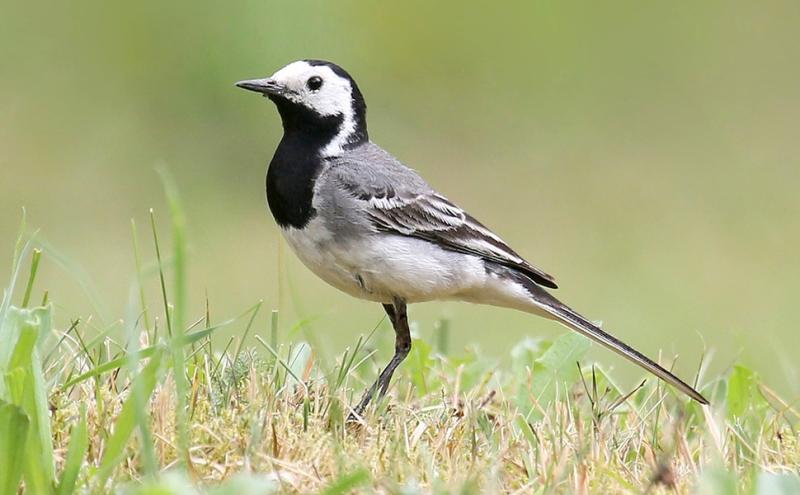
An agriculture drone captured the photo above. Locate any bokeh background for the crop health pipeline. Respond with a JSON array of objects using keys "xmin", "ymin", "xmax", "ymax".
[{"xmin": 2, "ymin": 1, "xmax": 799, "ymax": 395}]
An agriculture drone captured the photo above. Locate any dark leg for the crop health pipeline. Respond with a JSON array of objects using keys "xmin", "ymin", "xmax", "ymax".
[{"xmin": 350, "ymin": 298, "xmax": 411, "ymax": 418}]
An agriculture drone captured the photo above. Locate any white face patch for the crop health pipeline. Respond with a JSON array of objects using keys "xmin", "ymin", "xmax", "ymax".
[{"xmin": 270, "ymin": 61, "xmax": 357, "ymax": 157}]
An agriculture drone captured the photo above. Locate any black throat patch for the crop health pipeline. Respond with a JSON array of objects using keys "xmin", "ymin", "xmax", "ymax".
[
  {"xmin": 265, "ymin": 60, "xmax": 369, "ymax": 229},
  {"xmin": 266, "ymin": 98, "xmax": 341, "ymax": 229}
]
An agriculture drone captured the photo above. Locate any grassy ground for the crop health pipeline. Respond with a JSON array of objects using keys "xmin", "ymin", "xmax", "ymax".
[{"xmin": 2, "ymin": 192, "xmax": 799, "ymax": 494}]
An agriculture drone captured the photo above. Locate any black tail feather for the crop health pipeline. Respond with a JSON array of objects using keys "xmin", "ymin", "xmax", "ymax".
[{"xmin": 511, "ymin": 271, "xmax": 709, "ymax": 405}]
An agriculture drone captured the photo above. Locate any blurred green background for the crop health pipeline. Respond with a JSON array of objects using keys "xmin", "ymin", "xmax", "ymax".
[{"xmin": 2, "ymin": 1, "xmax": 799, "ymax": 395}]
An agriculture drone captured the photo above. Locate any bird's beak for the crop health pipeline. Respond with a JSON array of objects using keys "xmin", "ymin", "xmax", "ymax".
[{"xmin": 235, "ymin": 78, "xmax": 286, "ymax": 96}]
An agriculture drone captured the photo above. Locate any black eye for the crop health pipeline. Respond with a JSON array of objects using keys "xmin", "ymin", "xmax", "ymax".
[{"xmin": 306, "ymin": 76, "xmax": 323, "ymax": 91}]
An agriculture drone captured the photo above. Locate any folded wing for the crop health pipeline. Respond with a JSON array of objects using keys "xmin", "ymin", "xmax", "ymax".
[{"xmin": 332, "ymin": 166, "xmax": 558, "ymax": 289}]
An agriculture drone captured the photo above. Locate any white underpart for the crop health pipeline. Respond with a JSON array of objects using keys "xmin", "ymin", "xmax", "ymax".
[
  {"xmin": 280, "ymin": 216, "xmax": 549, "ymax": 320},
  {"xmin": 280, "ymin": 217, "xmax": 483, "ymax": 304},
  {"xmin": 269, "ymin": 61, "xmax": 357, "ymax": 157}
]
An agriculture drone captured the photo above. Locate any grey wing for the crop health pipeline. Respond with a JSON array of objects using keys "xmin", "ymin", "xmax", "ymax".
[{"xmin": 327, "ymin": 147, "xmax": 558, "ymax": 289}]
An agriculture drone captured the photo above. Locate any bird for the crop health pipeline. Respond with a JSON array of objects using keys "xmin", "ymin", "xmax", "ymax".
[{"xmin": 235, "ymin": 59, "xmax": 709, "ymax": 416}]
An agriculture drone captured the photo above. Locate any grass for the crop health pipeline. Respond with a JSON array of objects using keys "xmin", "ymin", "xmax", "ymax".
[{"xmin": 1, "ymin": 195, "xmax": 799, "ymax": 494}]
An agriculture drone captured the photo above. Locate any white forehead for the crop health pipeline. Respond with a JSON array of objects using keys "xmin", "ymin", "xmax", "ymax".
[
  {"xmin": 270, "ymin": 61, "xmax": 349, "ymax": 91},
  {"xmin": 272, "ymin": 60, "xmax": 322, "ymax": 81}
]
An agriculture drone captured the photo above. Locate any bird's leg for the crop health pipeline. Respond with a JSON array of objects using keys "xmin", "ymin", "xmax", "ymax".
[{"xmin": 350, "ymin": 299, "xmax": 411, "ymax": 418}]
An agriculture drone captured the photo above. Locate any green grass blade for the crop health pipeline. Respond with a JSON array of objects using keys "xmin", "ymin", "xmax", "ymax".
[
  {"xmin": 149, "ymin": 208, "xmax": 172, "ymax": 338},
  {"xmin": 97, "ymin": 349, "xmax": 163, "ymax": 484},
  {"xmin": 207, "ymin": 474, "xmax": 279, "ymax": 494},
  {"xmin": 158, "ymin": 167, "xmax": 190, "ymax": 469},
  {"xmin": 436, "ymin": 318, "xmax": 450, "ymax": 355},
  {"xmin": 696, "ymin": 468, "xmax": 736, "ymax": 495},
  {"xmin": 255, "ymin": 336, "xmax": 307, "ymax": 393},
  {"xmin": 29, "ymin": 237, "xmax": 110, "ymax": 324},
  {"xmin": 320, "ymin": 468, "xmax": 370, "ymax": 495},
  {"xmin": 63, "ymin": 345, "xmax": 159, "ymax": 389},
  {"xmin": 0, "ymin": 400, "xmax": 29, "ymax": 495},
  {"xmin": 20, "ymin": 248, "xmax": 42, "ymax": 308},
  {"xmin": 756, "ymin": 473, "xmax": 800, "ymax": 495},
  {"xmin": 55, "ymin": 405, "xmax": 88, "ymax": 495},
  {"xmin": 3, "ymin": 210, "xmax": 32, "ymax": 319},
  {"xmin": 63, "ymin": 325, "xmax": 219, "ymax": 389},
  {"xmin": 525, "ymin": 332, "xmax": 590, "ymax": 420},
  {"xmin": 270, "ymin": 309, "xmax": 279, "ymax": 356},
  {"xmin": 727, "ymin": 364, "xmax": 763, "ymax": 421},
  {"xmin": 232, "ymin": 300, "xmax": 263, "ymax": 378},
  {"xmin": 131, "ymin": 219, "xmax": 152, "ymax": 335},
  {"xmin": 1, "ymin": 238, "xmax": 32, "ymax": 329},
  {"xmin": 125, "ymin": 285, "xmax": 158, "ymax": 477},
  {"xmin": 4, "ymin": 305, "xmax": 56, "ymax": 494}
]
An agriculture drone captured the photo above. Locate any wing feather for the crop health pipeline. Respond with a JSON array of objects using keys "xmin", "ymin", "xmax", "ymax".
[{"xmin": 334, "ymin": 172, "xmax": 558, "ymax": 289}]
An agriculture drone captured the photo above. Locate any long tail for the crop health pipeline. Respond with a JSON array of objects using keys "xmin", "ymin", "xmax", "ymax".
[{"xmin": 516, "ymin": 273, "xmax": 709, "ymax": 405}]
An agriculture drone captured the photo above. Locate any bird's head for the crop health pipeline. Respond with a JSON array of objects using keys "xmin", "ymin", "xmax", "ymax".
[{"xmin": 237, "ymin": 60, "xmax": 368, "ymax": 156}]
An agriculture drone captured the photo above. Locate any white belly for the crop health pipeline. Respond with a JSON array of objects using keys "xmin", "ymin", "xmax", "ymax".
[{"xmin": 281, "ymin": 217, "xmax": 489, "ymax": 304}]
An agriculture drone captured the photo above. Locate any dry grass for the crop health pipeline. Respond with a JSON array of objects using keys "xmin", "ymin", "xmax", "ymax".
[{"xmin": 43, "ymin": 334, "xmax": 799, "ymax": 494}]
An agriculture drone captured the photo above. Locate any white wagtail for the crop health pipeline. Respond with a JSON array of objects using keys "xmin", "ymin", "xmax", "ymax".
[{"xmin": 236, "ymin": 60, "xmax": 708, "ymax": 414}]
